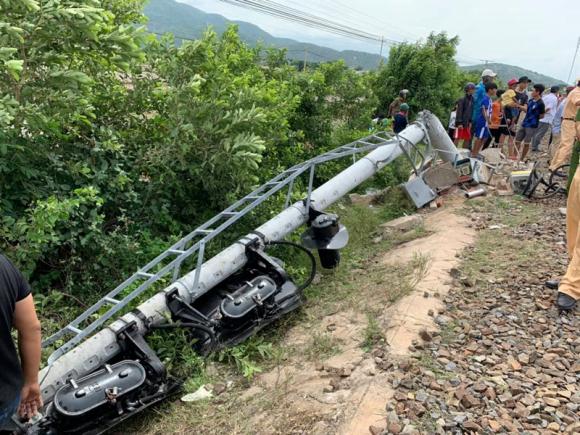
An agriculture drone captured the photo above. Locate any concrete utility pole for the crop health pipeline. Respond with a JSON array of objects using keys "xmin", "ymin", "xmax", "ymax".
[
  {"xmin": 38, "ymin": 112, "xmax": 461, "ymax": 403},
  {"xmin": 379, "ymin": 36, "xmax": 385, "ymax": 66},
  {"xmin": 303, "ymin": 48, "xmax": 308, "ymax": 71},
  {"xmin": 567, "ymin": 36, "xmax": 580, "ymax": 84}
]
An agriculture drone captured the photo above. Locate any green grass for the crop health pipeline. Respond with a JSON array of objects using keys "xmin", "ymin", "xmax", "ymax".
[
  {"xmin": 123, "ymin": 192, "xmax": 431, "ymax": 434},
  {"xmin": 304, "ymin": 332, "xmax": 343, "ymax": 361},
  {"xmin": 361, "ymin": 312, "xmax": 386, "ymax": 352}
]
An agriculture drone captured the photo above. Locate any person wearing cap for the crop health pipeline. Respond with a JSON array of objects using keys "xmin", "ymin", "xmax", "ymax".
[
  {"xmin": 513, "ymin": 84, "xmax": 546, "ymax": 160},
  {"xmin": 388, "ymin": 89, "xmax": 409, "ymax": 118},
  {"xmin": 455, "ymin": 82, "xmax": 475, "ymax": 147},
  {"xmin": 393, "ymin": 103, "xmax": 409, "ymax": 133},
  {"xmin": 507, "ymin": 76, "xmax": 532, "ymax": 158},
  {"xmin": 514, "ymin": 76, "xmax": 531, "ymax": 125},
  {"xmin": 471, "ymin": 69, "xmax": 497, "ymax": 141},
  {"xmin": 472, "ymin": 82, "xmax": 498, "ymax": 156},
  {"xmin": 550, "ymin": 79, "xmax": 580, "ymax": 171},
  {"xmin": 501, "ymin": 78, "xmax": 519, "ymax": 109},
  {"xmin": 531, "ymin": 85, "xmax": 560, "ymax": 153}
]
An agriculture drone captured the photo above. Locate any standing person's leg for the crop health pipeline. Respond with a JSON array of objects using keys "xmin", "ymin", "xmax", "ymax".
[
  {"xmin": 448, "ymin": 128, "xmax": 455, "ymax": 141},
  {"xmin": 567, "ymin": 139, "xmax": 580, "ymax": 192},
  {"xmin": 558, "ymin": 166, "xmax": 580, "ymax": 308},
  {"xmin": 540, "ymin": 126, "xmax": 552, "ymax": 152},
  {"xmin": 483, "ymin": 133, "xmax": 493, "ymax": 150},
  {"xmin": 531, "ymin": 123, "xmax": 549, "ymax": 152},
  {"xmin": 520, "ymin": 128, "xmax": 536, "ymax": 160},
  {"xmin": 550, "ymin": 120, "xmax": 575, "ymax": 170},
  {"xmin": 513, "ymin": 126, "xmax": 526, "ymax": 160},
  {"xmin": 498, "ymin": 126, "xmax": 509, "ymax": 153},
  {"xmin": 492, "ymin": 128, "xmax": 502, "ymax": 148},
  {"xmin": 549, "ymin": 132, "xmax": 561, "ymax": 162},
  {"xmin": 472, "ymin": 123, "xmax": 487, "ymax": 156}
]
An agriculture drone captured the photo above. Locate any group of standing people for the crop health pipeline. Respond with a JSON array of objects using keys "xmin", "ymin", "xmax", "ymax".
[
  {"xmin": 384, "ymin": 73, "xmax": 580, "ymax": 313},
  {"xmin": 448, "ymin": 68, "xmax": 580, "ymax": 174}
]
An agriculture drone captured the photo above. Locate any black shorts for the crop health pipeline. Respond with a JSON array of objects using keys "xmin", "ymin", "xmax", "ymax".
[{"xmin": 497, "ymin": 126, "xmax": 510, "ymax": 136}]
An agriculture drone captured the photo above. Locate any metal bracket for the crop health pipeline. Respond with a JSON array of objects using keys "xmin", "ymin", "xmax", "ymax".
[
  {"xmin": 166, "ymin": 288, "xmax": 211, "ymax": 325},
  {"xmin": 244, "ymin": 241, "xmax": 290, "ymax": 286},
  {"xmin": 116, "ymin": 322, "xmax": 165, "ymax": 382}
]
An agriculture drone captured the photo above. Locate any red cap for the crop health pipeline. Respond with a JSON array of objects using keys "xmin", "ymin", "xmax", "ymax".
[{"xmin": 507, "ymin": 78, "xmax": 518, "ymax": 86}]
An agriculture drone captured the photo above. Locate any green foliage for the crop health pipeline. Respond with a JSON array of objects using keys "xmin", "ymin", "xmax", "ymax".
[
  {"xmin": 217, "ymin": 336, "xmax": 274, "ymax": 379},
  {"xmin": 0, "ymin": 0, "xmax": 472, "ymax": 391},
  {"xmin": 133, "ymin": 27, "xmax": 299, "ymax": 210},
  {"xmin": 374, "ymin": 32, "xmax": 461, "ymax": 120},
  {"xmin": 1, "ymin": 187, "xmax": 104, "ymax": 275},
  {"xmin": 362, "ymin": 313, "xmax": 385, "ymax": 352}
]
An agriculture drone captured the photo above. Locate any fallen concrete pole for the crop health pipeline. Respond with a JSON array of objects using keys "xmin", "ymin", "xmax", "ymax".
[{"xmin": 39, "ymin": 111, "xmax": 457, "ymax": 401}]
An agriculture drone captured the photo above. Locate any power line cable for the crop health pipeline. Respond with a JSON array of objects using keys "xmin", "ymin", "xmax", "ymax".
[
  {"xmin": 218, "ymin": 0, "xmax": 389, "ymax": 44},
  {"xmin": 567, "ymin": 36, "xmax": 580, "ymax": 84},
  {"xmin": 220, "ymin": 0, "xmax": 489, "ymax": 67},
  {"xmin": 317, "ymin": 0, "xmax": 420, "ymax": 42},
  {"xmin": 244, "ymin": 0, "xmax": 387, "ymax": 41}
]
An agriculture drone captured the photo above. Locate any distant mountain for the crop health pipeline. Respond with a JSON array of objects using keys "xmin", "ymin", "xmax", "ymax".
[
  {"xmin": 144, "ymin": 0, "xmax": 385, "ymax": 70},
  {"xmin": 461, "ymin": 63, "xmax": 565, "ymax": 86}
]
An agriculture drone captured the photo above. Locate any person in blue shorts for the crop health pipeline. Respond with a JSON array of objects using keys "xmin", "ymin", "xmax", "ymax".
[{"xmin": 472, "ymin": 82, "xmax": 498, "ymax": 156}]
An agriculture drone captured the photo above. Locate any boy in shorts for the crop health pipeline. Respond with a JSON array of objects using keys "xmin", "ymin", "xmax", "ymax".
[
  {"xmin": 486, "ymin": 90, "xmax": 508, "ymax": 150},
  {"xmin": 513, "ymin": 84, "xmax": 546, "ymax": 161},
  {"xmin": 472, "ymin": 82, "xmax": 498, "ymax": 156}
]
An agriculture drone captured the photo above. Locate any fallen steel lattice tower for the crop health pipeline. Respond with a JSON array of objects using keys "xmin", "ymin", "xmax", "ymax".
[{"xmin": 20, "ymin": 111, "xmax": 461, "ymax": 434}]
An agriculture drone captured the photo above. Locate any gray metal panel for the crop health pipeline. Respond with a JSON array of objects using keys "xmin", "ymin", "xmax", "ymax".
[{"xmin": 403, "ymin": 176, "xmax": 437, "ymax": 208}]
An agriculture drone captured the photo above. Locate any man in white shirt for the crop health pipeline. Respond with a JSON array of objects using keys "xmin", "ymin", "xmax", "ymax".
[
  {"xmin": 548, "ymin": 89, "xmax": 570, "ymax": 160},
  {"xmin": 531, "ymin": 86, "xmax": 559, "ymax": 152}
]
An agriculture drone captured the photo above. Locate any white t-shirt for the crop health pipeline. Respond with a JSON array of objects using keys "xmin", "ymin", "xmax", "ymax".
[
  {"xmin": 449, "ymin": 110, "xmax": 457, "ymax": 129},
  {"xmin": 540, "ymin": 93, "xmax": 558, "ymax": 124}
]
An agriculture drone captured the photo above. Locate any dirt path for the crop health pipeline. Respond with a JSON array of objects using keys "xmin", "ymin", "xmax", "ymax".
[
  {"xmin": 236, "ymin": 196, "xmax": 476, "ymax": 434},
  {"xmin": 382, "ymin": 203, "xmax": 475, "ymax": 356}
]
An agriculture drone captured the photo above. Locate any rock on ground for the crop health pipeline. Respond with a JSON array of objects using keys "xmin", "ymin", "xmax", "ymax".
[{"xmin": 380, "ymin": 196, "xmax": 579, "ymax": 434}]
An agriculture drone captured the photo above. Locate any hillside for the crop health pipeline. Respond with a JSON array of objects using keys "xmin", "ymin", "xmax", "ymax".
[
  {"xmin": 461, "ymin": 62, "xmax": 564, "ymax": 86},
  {"xmin": 144, "ymin": 0, "xmax": 385, "ymax": 70}
]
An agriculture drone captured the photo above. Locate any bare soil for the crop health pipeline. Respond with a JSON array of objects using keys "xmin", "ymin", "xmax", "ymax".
[{"xmin": 233, "ymin": 197, "xmax": 475, "ymax": 434}]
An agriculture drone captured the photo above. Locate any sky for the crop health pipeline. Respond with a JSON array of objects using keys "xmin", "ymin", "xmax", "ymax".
[{"xmin": 179, "ymin": 0, "xmax": 579, "ymax": 82}]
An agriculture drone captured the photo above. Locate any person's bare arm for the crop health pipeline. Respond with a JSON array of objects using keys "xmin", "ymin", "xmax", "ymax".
[
  {"xmin": 482, "ymin": 105, "xmax": 491, "ymax": 124},
  {"xmin": 13, "ymin": 294, "xmax": 43, "ymax": 418}
]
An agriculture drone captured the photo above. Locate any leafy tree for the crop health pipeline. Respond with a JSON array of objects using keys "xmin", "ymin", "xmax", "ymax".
[
  {"xmin": 0, "ymin": 1, "xmax": 408, "ymax": 314},
  {"xmin": 126, "ymin": 27, "xmax": 299, "ymax": 214},
  {"xmin": 0, "ymin": 0, "xmax": 146, "ymax": 285},
  {"xmin": 374, "ymin": 32, "xmax": 460, "ymax": 120}
]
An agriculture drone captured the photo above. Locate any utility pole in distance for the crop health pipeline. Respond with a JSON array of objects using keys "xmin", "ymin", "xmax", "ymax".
[
  {"xmin": 567, "ymin": 36, "xmax": 580, "ymax": 84},
  {"xmin": 303, "ymin": 47, "xmax": 308, "ymax": 72},
  {"xmin": 378, "ymin": 36, "xmax": 385, "ymax": 67}
]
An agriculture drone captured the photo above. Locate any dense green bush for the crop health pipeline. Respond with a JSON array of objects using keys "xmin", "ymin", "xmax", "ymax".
[{"xmin": 0, "ymin": 0, "xmax": 467, "ymax": 312}]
